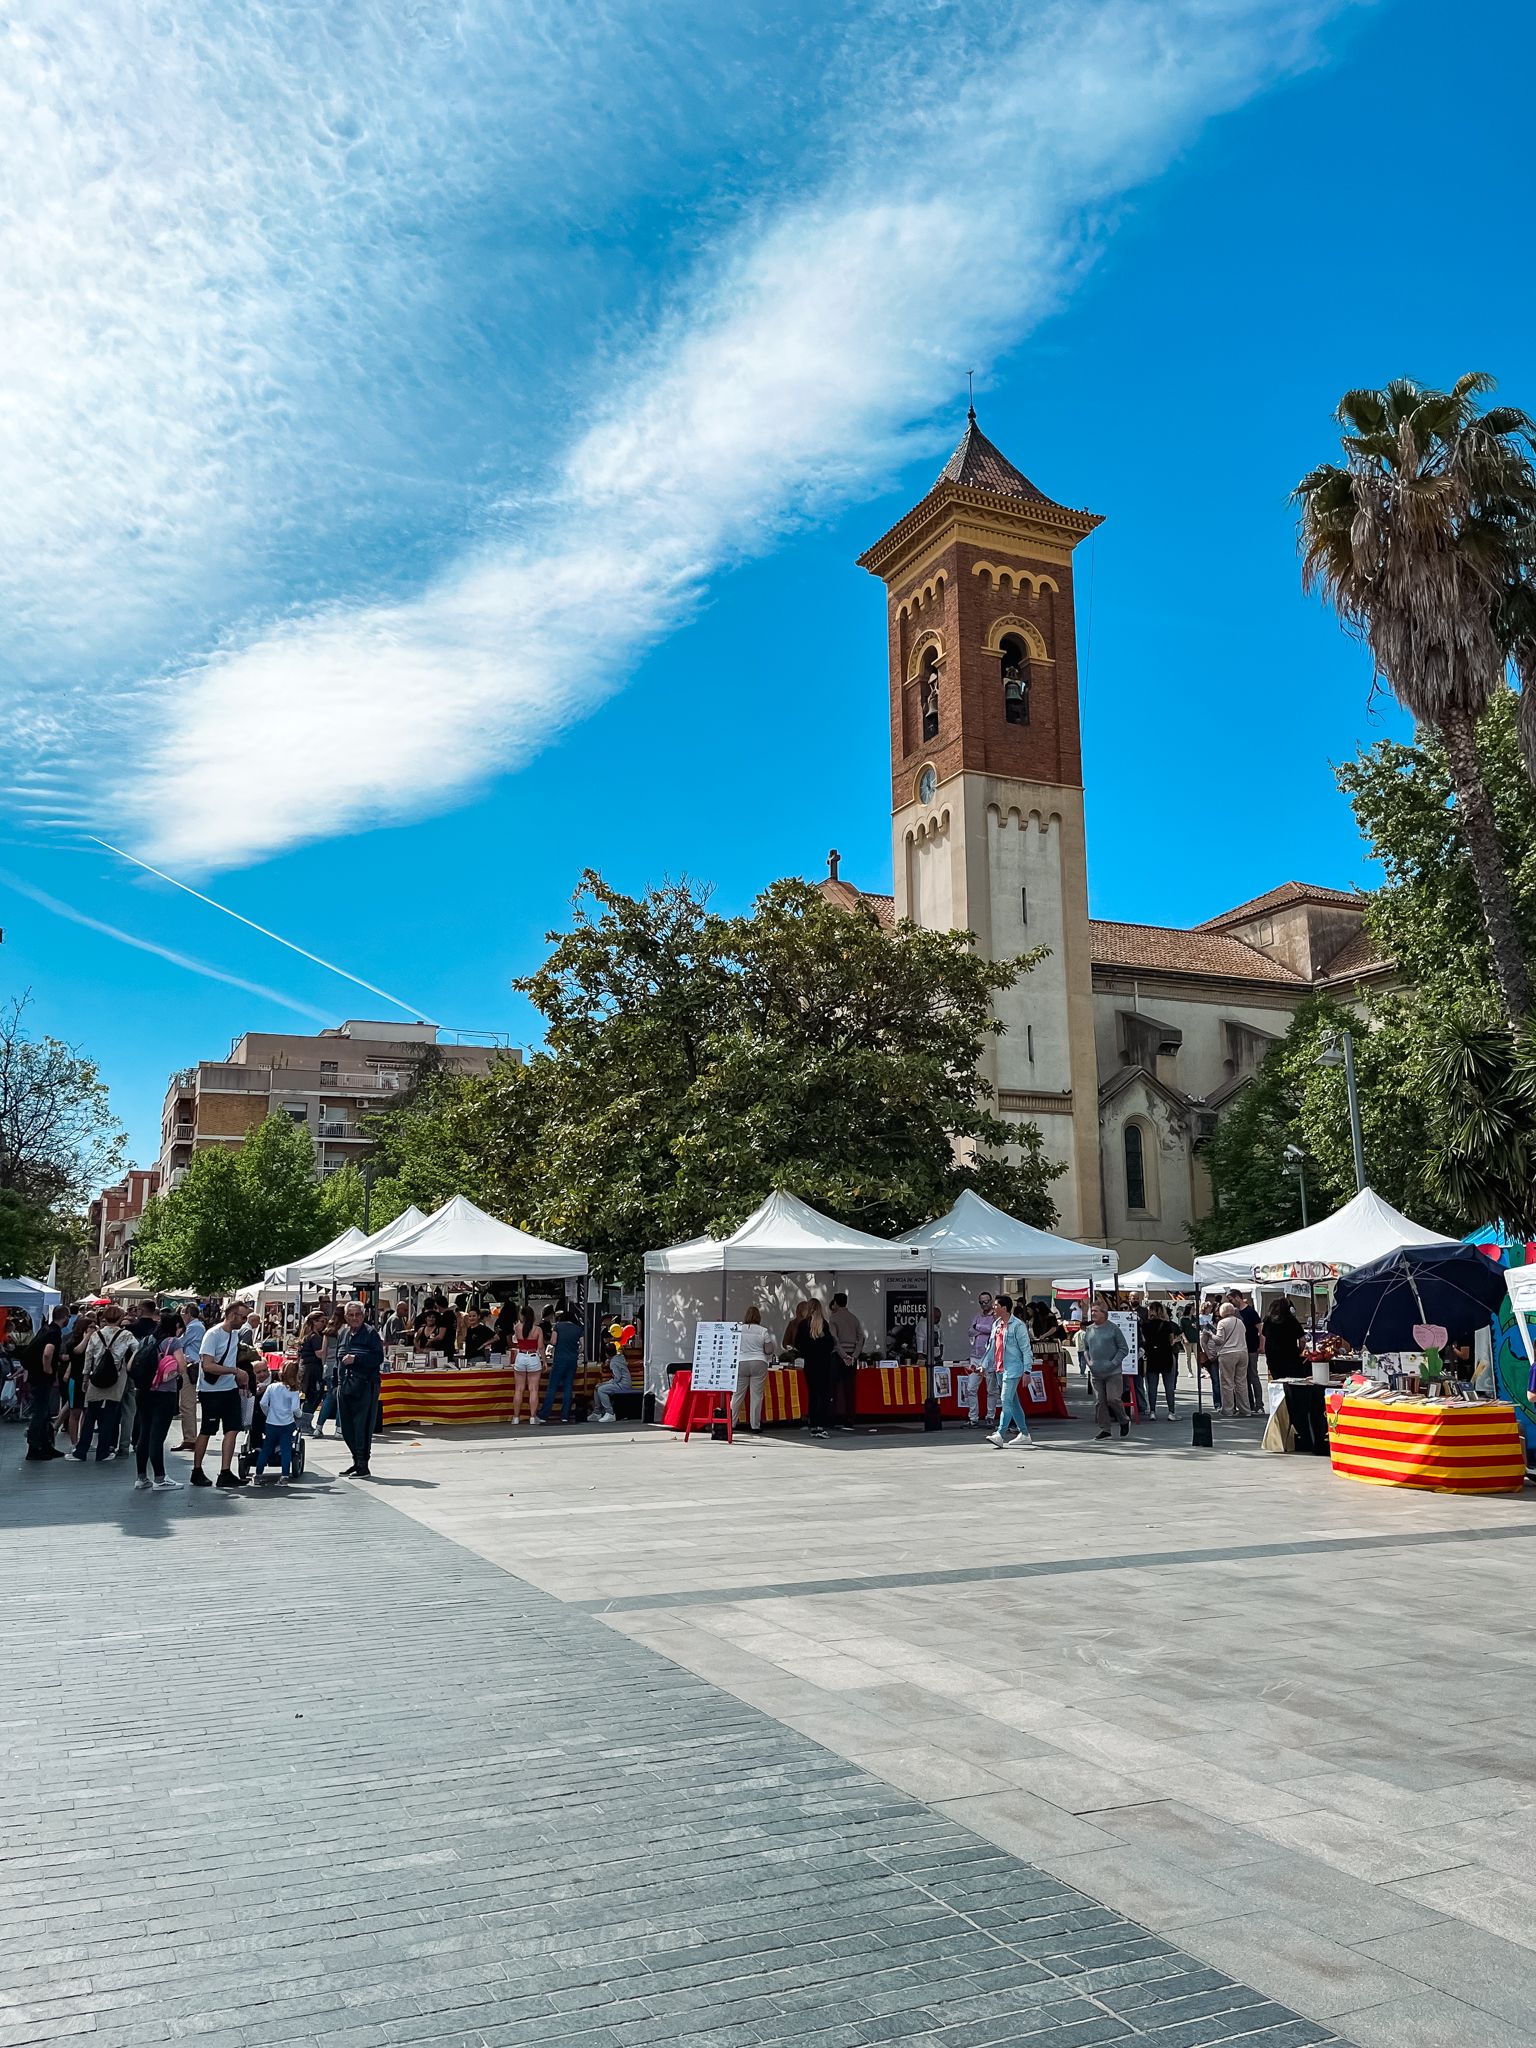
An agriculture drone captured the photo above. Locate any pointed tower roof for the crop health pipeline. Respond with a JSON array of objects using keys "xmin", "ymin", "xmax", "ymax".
[
  {"xmin": 858, "ymin": 407, "xmax": 1100, "ymax": 583},
  {"xmin": 933, "ymin": 409, "xmax": 1053, "ymax": 504}
]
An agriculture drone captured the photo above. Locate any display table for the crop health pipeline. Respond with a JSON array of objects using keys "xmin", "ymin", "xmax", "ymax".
[
  {"xmin": 1328, "ymin": 1392, "xmax": 1526, "ymax": 1495},
  {"xmin": 660, "ymin": 1360, "xmax": 1069, "ymax": 1429},
  {"xmin": 381, "ymin": 1367, "xmax": 521, "ymax": 1427}
]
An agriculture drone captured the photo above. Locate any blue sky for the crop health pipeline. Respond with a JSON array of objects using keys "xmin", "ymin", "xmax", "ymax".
[{"xmin": 2, "ymin": 0, "xmax": 1531, "ymax": 1168}]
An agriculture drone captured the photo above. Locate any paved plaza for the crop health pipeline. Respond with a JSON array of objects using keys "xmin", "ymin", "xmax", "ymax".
[{"xmin": 3, "ymin": 1399, "xmax": 1534, "ymax": 2048}]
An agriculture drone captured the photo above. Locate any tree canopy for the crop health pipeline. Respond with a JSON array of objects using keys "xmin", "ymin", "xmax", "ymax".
[
  {"xmin": 366, "ymin": 873, "xmax": 1062, "ymax": 1279},
  {"xmin": 133, "ymin": 1112, "xmax": 332, "ymax": 1294}
]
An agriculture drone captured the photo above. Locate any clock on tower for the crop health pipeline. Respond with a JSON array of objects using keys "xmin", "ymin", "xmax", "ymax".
[{"xmin": 857, "ymin": 409, "xmax": 1105, "ymax": 1238}]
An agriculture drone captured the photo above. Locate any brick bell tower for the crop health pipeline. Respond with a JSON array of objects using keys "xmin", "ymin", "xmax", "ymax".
[{"xmin": 857, "ymin": 409, "xmax": 1105, "ymax": 1239}]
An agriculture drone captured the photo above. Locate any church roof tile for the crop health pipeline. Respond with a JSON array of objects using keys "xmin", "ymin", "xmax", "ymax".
[
  {"xmin": 816, "ymin": 878, "xmax": 896, "ymax": 928},
  {"xmin": 933, "ymin": 414, "xmax": 1058, "ymax": 506},
  {"xmin": 1089, "ymin": 920, "xmax": 1304, "ymax": 983},
  {"xmin": 1194, "ymin": 881, "xmax": 1363, "ymax": 931}
]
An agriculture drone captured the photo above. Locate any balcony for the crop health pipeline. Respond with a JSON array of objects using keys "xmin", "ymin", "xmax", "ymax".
[{"xmin": 319, "ymin": 1122, "xmax": 367, "ymax": 1140}]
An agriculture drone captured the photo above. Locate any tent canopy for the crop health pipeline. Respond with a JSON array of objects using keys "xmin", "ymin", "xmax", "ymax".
[
  {"xmin": 1115, "ymin": 1254, "xmax": 1195, "ymax": 1292},
  {"xmin": 1193, "ymin": 1186, "xmax": 1456, "ymax": 1286},
  {"xmin": 646, "ymin": 1191, "xmax": 920, "ymax": 1276},
  {"xmin": 0, "ymin": 1275, "xmax": 62, "ymax": 1314},
  {"xmin": 901, "ymin": 1190, "xmax": 1116, "ymax": 1279},
  {"xmin": 330, "ymin": 1206, "xmax": 428, "ymax": 1282},
  {"xmin": 367, "ymin": 1195, "xmax": 587, "ymax": 1281},
  {"xmin": 268, "ymin": 1225, "xmax": 370, "ymax": 1288}
]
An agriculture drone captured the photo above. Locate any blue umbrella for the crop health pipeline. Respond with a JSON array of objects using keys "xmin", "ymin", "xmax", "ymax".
[{"xmin": 1329, "ymin": 1243, "xmax": 1508, "ymax": 1354}]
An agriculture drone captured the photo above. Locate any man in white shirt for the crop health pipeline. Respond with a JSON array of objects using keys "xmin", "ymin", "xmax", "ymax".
[{"xmin": 193, "ymin": 1300, "xmax": 250, "ymax": 1489}]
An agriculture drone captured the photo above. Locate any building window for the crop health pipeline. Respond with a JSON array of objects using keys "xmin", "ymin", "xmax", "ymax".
[
  {"xmin": 1124, "ymin": 1123, "xmax": 1147, "ymax": 1211},
  {"xmin": 1000, "ymin": 634, "xmax": 1030, "ymax": 724},
  {"xmin": 920, "ymin": 650, "xmax": 940, "ymax": 740},
  {"xmin": 1026, "ymin": 1023, "xmax": 1035, "ymax": 1063},
  {"xmin": 1020, "ymin": 886, "xmax": 1028, "ymax": 926}
]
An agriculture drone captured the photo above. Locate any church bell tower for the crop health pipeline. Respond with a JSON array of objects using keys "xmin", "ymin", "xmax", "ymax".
[{"xmin": 857, "ymin": 411, "xmax": 1104, "ymax": 1239}]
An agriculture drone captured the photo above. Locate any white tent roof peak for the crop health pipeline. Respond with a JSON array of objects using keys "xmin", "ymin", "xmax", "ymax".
[
  {"xmin": 366, "ymin": 1195, "xmax": 587, "ymax": 1280},
  {"xmin": 646, "ymin": 1190, "xmax": 919, "ymax": 1276},
  {"xmin": 901, "ymin": 1189, "xmax": 1116, "ymax": 1277},
  {"xmin": 328, "ymin": 1205, "xmax": 427, "ymax": 1281},
  {"xmin": 267, "ymin": 1224, "xmax": 370, "ymax": 1288},
  {"xmin": 1193, "ymin": 1185, "xmax": 1455, "ymax": 1285},
  {"xmin": 1115, "ymin": 1254, "xmax": 1196, "ymax": 1292}
]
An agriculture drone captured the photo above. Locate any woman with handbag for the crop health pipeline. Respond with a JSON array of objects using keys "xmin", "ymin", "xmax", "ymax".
[{"xmin": 133, "ymin": 1312, "xmax": 186, "ymax": 1491}]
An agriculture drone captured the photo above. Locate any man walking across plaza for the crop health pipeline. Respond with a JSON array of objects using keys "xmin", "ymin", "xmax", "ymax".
[
  {"xmin": 986, "ymin": 1294, "xmax": 1036, "ymax": 1449},
  {"xmin": 1082, "ymin": 1302, "xmax": 1130, "ymax": 1440},
  {"xmin": 193, "ymin": 1300, "xmax": 249, "ymax": 1488},
  {"xmin": 175, "ymin": 1302, "xmax": 206, "ymax": 1451},
  {"xmin": 336, "ymin": 1301, "xmax": 384, "ymax": 1478},
  {"xmin": 23, "ymin": 1305, "xmax": 67, "ymax": 1461}
]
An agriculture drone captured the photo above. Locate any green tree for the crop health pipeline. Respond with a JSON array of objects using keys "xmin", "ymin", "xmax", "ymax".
[
  {"xmin": 1296, "ymin": 373, "xmax": 1536, "ymax": 1017},
  {"xmin": 0, "ymin": 995, "xmax": 126, "ymax": 1210},
  {"xmin": 315, "ymin": 1160, "xmax": 409, "ymax": 1237},
  {"xmin": 370, "ymin": 872, "xmax": 1062, "ymax": 1280},
  {"xmin": 1335, "ymin": 691, "xmax": 1536, "ymax": 1001},
  {"xmin": 1191, "ymin": 997, "xmax": 1462, "ymax": 1253},
  {"xmin": 133, "ymin": 1112, "xmax": 340, "ymax": 1293}
]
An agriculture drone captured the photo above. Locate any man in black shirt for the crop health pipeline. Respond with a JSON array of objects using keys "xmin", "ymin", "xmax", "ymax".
[{"xmin": 23, "ymin": 1307, "xmax": 67, "ymax": 1461}]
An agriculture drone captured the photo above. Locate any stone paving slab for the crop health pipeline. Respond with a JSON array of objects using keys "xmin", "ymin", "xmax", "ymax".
[{"xmin": 0, "ymin": 1449, "xmax": 1347, "ymax": 2048}]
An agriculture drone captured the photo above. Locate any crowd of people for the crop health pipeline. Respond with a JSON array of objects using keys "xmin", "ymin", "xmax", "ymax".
[{"xmin": 4, "ymin": 1286, "xmax": 632, "ymax": 1493}]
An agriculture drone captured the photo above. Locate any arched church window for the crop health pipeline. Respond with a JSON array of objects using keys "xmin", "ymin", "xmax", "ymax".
[
  {"xmin": 921, "ymin": 650, "xmax": 940, "ymax": 740},
  {"xmin": 1000, "ymin": 634, "xmax": 1030, "ymax": 725},
  {"xmin": 1124, "ymin": 1123, "xmax": 1147, "ymax": 1212}
]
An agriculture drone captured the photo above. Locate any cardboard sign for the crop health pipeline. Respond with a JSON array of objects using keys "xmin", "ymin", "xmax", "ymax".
[{"xmin": 692, "ymin": 1321, "xmax": 741, "ymax": 1393}]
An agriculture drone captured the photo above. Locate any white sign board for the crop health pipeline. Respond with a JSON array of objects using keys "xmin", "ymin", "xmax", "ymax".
[
  {"xmin": 692, "ymin": 1320, "xmax": 741, "ymax": 1393},
  {"xmin": 1109, "ymin": 1310, "xmax": 1140, "ymax": 1374},
  {"xmin": 1506, "ymin": 1263, "xmax": 1536, "ymax": 1371}
]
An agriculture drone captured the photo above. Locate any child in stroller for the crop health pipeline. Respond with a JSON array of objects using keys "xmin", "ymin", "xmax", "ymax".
[{"xmin": 239, "ymin": 1359, "xmax": 307, "ymax": 1487}]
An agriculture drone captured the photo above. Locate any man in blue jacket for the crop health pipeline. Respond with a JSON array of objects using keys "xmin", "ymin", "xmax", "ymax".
[
  {"xmin": 336, "ymin": 1301, "xmax": 384, "ymax": 1478},
  {"xmin": 987, "ymin": 1295, "xmax": 1037, "ymax": 1449}
]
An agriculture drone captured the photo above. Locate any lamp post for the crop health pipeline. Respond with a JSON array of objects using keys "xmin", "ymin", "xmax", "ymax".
[
  {"xmin": 1317, "ymin": 1029, "xmax": 1366, "ymax": 1193},
  {"xmin": 1283, "ymin": 1144, "xmax": 1309, "ymax": 1226}
]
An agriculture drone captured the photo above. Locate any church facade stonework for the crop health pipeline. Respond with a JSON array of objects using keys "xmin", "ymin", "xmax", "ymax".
[{"xmin": 821, "ymin": 416, "xmax": 1390, "ymax": 1264}]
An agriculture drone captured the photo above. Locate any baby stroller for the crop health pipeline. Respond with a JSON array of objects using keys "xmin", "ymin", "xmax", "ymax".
[{"xmin": 236, "ymin": 1388, "xmax": 307, "ymax": 1485}]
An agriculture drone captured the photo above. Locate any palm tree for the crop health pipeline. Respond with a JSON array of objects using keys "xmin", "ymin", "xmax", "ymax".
[{"xmin": 1295, "ymin": 373, "xmax": 1536, "ymax": 1020}]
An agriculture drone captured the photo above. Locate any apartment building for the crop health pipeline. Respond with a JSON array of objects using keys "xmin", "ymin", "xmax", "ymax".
[
  {"xmin": 158, "ymin": 1021, "xmax": 509, "ymax": 1188},
  {"xmin": 87, "ymin": 1167, "xmax": 161, "ymax": 1286}
]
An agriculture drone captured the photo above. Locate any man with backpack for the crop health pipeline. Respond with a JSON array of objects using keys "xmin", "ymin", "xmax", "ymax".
[{"xmin": 75, "ymin": 1305, "xmax": 137, "ymax": 1462}]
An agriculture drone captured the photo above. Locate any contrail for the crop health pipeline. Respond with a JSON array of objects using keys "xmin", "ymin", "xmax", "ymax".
[
  {"xmin": 90, "ymin": 838, "xmax": 438, "ymax": 1025},
  {"xmin": 0, "ymin": 870, "xmax": 337, "ymax": 1025}
]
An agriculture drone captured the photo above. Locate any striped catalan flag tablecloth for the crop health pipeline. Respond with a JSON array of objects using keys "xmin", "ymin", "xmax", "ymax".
[
  {"xmin": 380, "ymin": 1369, "xmax": 522, "ymax": 1428},
  {"xmin": 1328, "ymin": 1394, "xmax": 1526, "ymax": 1495}
]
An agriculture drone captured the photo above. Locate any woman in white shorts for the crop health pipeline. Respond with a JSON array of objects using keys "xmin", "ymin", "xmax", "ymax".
[{"xmin": 510, "ymin": 1305, "xmax": 543, "ymax": 1423}]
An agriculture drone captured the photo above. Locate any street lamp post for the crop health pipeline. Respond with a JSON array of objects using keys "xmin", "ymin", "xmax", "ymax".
[
  {"xmin": 1283, "ymin": 1144, "xmax": 1309, "ymax": 1226},
  {"xmin": 1317, "ymin": 1030, "xmax": 1366, "ymax": 1193}
]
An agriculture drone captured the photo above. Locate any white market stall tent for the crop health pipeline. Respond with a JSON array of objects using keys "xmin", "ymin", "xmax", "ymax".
[
  {"xmin": 266, "ymin": 1225, "xmax": 370, "ymax": 1292},
  {"xmin": 644, "ymin": 1191, "xmax": 923, "ymax": 1394},
  {"xmin": 901, "ymin": 1189, "xmax": 1116, "ymax": 1360},
  {"xmin": 1193, "ymin": 1186, "xmax": 1455, "ymax": 1287},
  {"xmin": 1115, "ymin": 1254, "xmax": 1196, "ymax": 1293},
  {"xmin": 327, "ymin": 1206, "xmax": 428, "ymax": 1284},
  {"xmin": 363, "ymin": 1195, "xmax": 588, "ymax": 1284}
]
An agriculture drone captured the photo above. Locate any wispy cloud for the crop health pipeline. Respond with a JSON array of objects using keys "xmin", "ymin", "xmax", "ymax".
[
  {"xmin": 4, "ymin": 0, "xmax": 1359, "ymax": 869},
  {"xmin": 0, "ymin": 869, "xmax": 336, "ymax": 1023}
]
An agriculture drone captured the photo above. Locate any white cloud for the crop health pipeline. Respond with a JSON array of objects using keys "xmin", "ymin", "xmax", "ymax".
[{"xmin": 6, "ymin": 0, "xmax": 1359, "ymax": 869}]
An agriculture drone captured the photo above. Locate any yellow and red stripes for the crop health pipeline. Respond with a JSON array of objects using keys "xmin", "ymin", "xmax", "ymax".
[
  {"xmin": 380, "ymin": 1370, "xmax": 523, "ymax": 1427},
  {"xmin": 1329, "ymin": 1396, "xmax": 1525, "ymax": 1495}
]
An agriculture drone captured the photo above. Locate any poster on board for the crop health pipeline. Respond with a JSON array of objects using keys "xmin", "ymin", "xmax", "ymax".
[
  {"xmin": 692, "ymin": 1321, "xmax": 741, "ymax": 1393},
  {"xmin": 1109, "ymin": 1310, "xmax": 1140, "ymax": 1374},
  {"xmin": 887, "ymin": 1285, "xmax": 929, "ymax": 1360}
]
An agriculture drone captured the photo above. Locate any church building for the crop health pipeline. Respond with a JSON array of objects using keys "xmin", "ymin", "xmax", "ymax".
[{"xmin": 818, "ymin": 412, "xmax": 1389, "ymax": 1265}]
